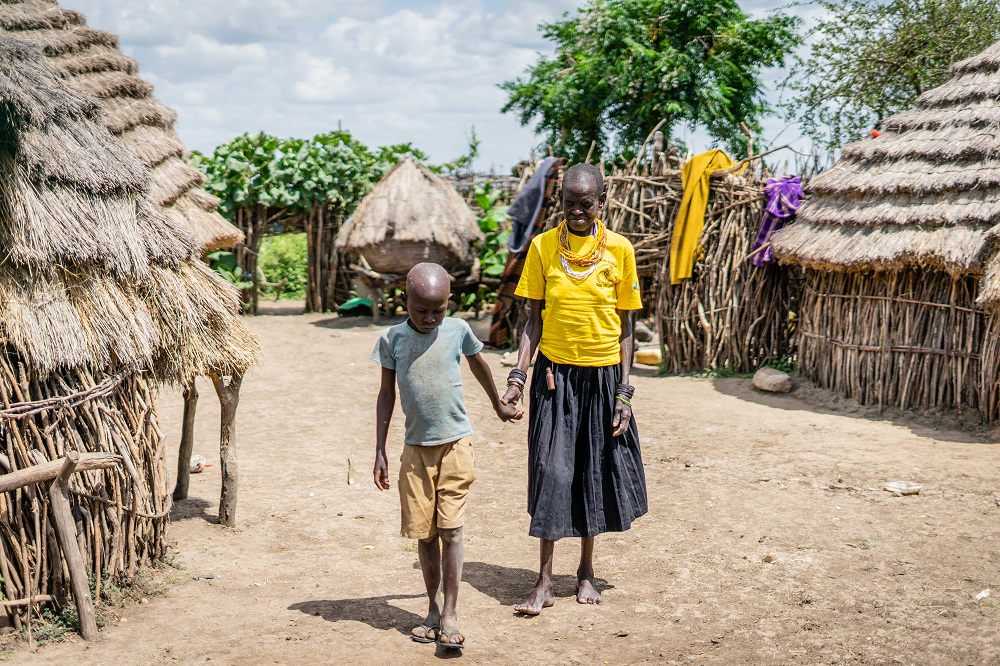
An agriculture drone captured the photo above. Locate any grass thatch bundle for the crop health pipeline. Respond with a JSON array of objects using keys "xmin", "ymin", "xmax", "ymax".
[
  {"xmin": 773, "ymin": 40, "xmax": 1000, "ymax": 417},
  {"xmin": 0, "ymin": 35, "xmax": 258, "ymax": 627},
  {"xmin": 0, "ymin": 0, "xmax": 243, "ymax": 254},
  {"xmin": 337, "ymin": 159, "xmax": 483, "ymax": 274}
]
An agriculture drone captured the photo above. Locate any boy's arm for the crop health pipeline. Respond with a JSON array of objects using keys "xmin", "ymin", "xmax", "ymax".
[
  {"xmin": 466, "ymin": 352, "xmax": 523, "ymax": 422},
  {"xmin": 374, "ymin": 366, "xmax": 396, "ymax": 490}
]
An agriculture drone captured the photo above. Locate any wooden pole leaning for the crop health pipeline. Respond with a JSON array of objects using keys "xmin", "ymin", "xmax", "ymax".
[{"xmin": 17, "ymin": 451, "xmax": 120, "ymax": 641}]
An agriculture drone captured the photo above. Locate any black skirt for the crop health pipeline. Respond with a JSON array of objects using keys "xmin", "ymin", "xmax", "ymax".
[{"xmin": 526, "ymin": 353, "xmax": 648, "ymax": 540}]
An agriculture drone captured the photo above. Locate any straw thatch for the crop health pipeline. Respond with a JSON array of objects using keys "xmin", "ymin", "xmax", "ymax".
[
  {"xmin": 337, "ymin": 159, "xmax": 483, "ymax": 274},
  {"xmin": 772, "ymin": 43, "xmax": 1000, "ymax": 275},
  {"xmin": 0, "ymin": 36, "xmax": 258, "ymax": 624},
  {"xmin": 772, "ymin": 41, "xmax": 1000, "ymax": 416},
  {"xmin": 0, "ymin": 0, "xmax": 244, "ymax": 254}
]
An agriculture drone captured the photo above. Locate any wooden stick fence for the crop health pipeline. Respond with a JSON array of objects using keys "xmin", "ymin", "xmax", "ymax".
[{"xmin": 0, "ymin": 356, "xmax": 168, "ymax": 630}]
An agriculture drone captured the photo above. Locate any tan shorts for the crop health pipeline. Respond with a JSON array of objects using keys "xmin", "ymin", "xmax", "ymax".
[{"xmin": 398, "ymin": 437, "xmax": 476, "ymax": 540}]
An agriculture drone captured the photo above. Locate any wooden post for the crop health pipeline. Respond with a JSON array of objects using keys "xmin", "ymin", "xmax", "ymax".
[
  {"xmin": 47, "ymin": 453, "xmax": 99, "ymax": 641},
  {"xmin": 211, "ymin": 374, "xmax": 242, "ymax": 527},
  {"xmin": 172, "ymin": 380, "xmax": 199, "ymax": 501}
]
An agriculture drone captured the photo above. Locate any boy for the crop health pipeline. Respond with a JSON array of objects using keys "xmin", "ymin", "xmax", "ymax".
[{"xmin": 371, "ymin": 262, "xmax": 521, "ymax": 649}]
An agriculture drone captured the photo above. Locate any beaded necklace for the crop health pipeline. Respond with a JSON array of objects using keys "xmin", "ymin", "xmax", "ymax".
[{"xmin": 556, "ymin": 219, "xmax": 607, "ymax": 280}]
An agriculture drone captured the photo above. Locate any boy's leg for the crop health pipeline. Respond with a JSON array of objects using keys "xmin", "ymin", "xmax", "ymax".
[
  {"xmin": 434, "ymin": 438, "xmax": 475, "ymax": 646},
  {"xmin": 398, "ymin": 444, "xmax": 441, "ymax": 640},
  {"xmin": 514, "ymin": 539, "xmax": 555, "ymax": 615},
  {"xmin": 414, "ymin": 535, "xmax": 443, "ymax": 640},
  {"xmin": 437, "ymin": 526, "xmax": 464, "ymax": 645},
  {"xmin": 577, "ymin": 537, "xmax": 601, "ymax": 604}
]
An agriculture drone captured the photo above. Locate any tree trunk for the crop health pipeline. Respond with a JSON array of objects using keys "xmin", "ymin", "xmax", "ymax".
[
  {"xmin": 172, "ymin": 380, "xmax": 198, "ymax": 501},
  {"xmin": 211, "ymin": 373, "xmax": 242, "ymax": 527}
]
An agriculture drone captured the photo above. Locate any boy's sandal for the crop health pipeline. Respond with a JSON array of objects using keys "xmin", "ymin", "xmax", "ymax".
[
  {"xmin": 437, "ymin": 629, "xmax": 465, "ymax": 650},
  {"xmin": 410, "ymin": 625, "xmax": 440, "ymax": 644}
]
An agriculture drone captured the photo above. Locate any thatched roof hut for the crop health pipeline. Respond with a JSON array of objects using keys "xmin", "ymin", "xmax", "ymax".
[
  {"xmin": 0, "ymin": 0, "xmax": 243, "ymax": 254},
  {"xmin": 772, "ymin": 42, "xmax": 1000, "ymax": 414},
  {"xmin": 336, "ymin": 158, "xmax": 483, "ymax": 274},
  {"xmin": 0, "ymin": 35, "xmax": 257, "ymax": 623}
]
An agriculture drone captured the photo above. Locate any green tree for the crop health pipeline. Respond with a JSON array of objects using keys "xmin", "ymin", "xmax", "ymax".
[
  {"xmin": 501, "ymin": 0, "xmax": 801, "ymax": 162},
  {"xmin": 785, "ymin": 0, "xmax": 1000, "ymax": 152}
]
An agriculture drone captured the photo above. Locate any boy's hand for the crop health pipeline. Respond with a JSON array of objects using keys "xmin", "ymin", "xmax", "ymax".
[
  {"xmin": 373, "ymin": 450, "xmax": 390, "ymax": 490},
  {"xmin": 496, "ymin": 400, "xmax": 524, "ymax": 422}
]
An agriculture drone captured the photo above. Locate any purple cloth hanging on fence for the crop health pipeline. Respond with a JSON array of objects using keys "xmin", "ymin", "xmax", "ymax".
[{"xmin": 750, "ymin": 176, "xmax": 804, "ymax": 267}]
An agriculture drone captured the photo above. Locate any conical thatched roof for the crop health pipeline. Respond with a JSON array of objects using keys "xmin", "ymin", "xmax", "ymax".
[
  {"xmin": 0, "ymin": 0, "xmax": 243, "ymax": 254},
  {"xmin": 0, "ymin": 36, "xmax": 258, "ymax": 381},
  {"xmin": 773, "ymin": 41, "xmax": 1000, "ymax": 276},
  {"xmin": 336, "ymin": 159, "xmax": 483, "ymax": 274}
]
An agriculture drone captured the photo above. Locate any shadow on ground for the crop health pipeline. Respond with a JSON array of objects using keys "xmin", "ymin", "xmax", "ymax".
[
  {"xmin": 311, "ymin": 315, "xmax": 405, "ymax": 330},
  {"xmin": 289, "ymin": 594, "xmax": 425, "ymax": 635},
  {"xmin": 709, "ymin": 376, "xmax": 993, "ymax": 445},
  {"xmin": 462, "ymin": 561, "xmax": 611, "ymax": 607},
  {"xmin": 170, "ymin": 496, "xmax": 217, "ymax": 524}
]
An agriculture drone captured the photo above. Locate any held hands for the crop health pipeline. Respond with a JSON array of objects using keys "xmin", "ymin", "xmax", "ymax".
[
  {"xmin": 373, "ymin": 449, "xmax": 390, "ymax": 490},
  {"xmin": 496, "ymin": 399, "xmax": 524, "ymax": 422}
]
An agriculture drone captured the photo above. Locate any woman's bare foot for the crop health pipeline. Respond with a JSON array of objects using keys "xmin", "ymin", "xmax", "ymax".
[
  {"xmin": 576, "ymin": 574, "xmax": 602, "ymax": 605},
  {"xmin": 438, "ymin": 616, "xmax": 464, "ymax": 648},
  {"xmin": 514, "ymin": 580, "xmax": 555, "ymax": 615}
]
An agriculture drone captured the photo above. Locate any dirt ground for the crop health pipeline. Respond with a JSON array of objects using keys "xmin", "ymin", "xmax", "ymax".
[{"xmin": 12, "ymin": 303, "xmax": 1000, "ymax": 665}]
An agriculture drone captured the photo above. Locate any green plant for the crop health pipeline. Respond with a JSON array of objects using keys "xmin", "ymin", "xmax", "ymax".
[
  {"xmin": 259, "ymin": 233, "xmax": 307, "ymax": 300},
  {"xmin": 207, "ymin": 250, "xmax": 253, "ymax": 289},
  {"xmin": 763, "ymin": 355, "xmax": 797, "ymax": 374},
  {"xmin": 476, "ymin": 183, "xmax": 511, "ymax": 280},
  {"xmin": 501, "ymin": 0, "xmax": 801, "ymax": 162}
]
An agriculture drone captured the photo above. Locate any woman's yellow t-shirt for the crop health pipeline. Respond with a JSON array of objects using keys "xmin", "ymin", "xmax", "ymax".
[{"xmin": 514, "ymin": 226, "xmax": 642, "ymax": 367}]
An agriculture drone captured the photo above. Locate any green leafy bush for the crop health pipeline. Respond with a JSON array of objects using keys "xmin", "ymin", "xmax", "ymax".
[
  {"xmin": 475, "ymin": 183, "xmax": 511, "ymax": 279},
  {"xmin": 207, "ymin": 250, "xmax": 253, "ymax": 289},
  {"xmin": 259, "ymin": 234, "xmax": 307, "ymax": 300}
]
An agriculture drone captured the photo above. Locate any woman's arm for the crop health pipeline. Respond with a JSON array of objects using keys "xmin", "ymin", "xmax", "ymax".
[
  {"xmin": 612, "ymin": 309, "xmax": 635, "ymax": 437},
  {"xmin": 501, "ymin": 299, "xmax": 544, "ymax": 406}
]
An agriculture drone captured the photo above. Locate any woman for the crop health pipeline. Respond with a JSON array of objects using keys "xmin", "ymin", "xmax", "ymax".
[{"xmin": 503, "ymin": 163, "xmax": 647, "ymax": 614}]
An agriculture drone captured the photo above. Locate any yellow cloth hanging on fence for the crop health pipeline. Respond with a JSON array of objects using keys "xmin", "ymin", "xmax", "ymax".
[{"xmin": 669, "ymin": 149, "xmax": 735, "ymax": 285}]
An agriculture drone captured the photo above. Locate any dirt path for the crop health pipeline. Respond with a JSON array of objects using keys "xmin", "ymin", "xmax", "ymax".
[{"xmin": 13, "ymin": 307, "xmax": 1000, "ymax": 665}]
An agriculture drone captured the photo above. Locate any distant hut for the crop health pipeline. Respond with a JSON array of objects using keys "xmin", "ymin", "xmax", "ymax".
[
  {"xmin": 772, "ymin": 43, "xmax": 1000, "ymax": 413},
  {"xmin": 0, "ymin": 36, "xmax": 257, "ymax": 628},
  {"xmin": 0, "ymin": 0, "xmax": 244, "ymax": 254},
  {"xmin": 337, "ymin": 158, "xmax": 483, "ymax": 275}
]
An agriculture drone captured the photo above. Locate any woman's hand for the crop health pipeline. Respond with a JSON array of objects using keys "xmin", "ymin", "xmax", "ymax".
[
  {"xmin": 501, "ymin": 384, "xmax": 522, "ymax": 407},
  {"xmin": 612, "ymin": 399, "xmax": 632, "ymax": 437}
]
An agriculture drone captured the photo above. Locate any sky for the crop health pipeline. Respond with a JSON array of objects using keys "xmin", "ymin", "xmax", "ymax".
[{"xmin": 68, "ymin": 0, "xmax": 818, "ymax": 174}]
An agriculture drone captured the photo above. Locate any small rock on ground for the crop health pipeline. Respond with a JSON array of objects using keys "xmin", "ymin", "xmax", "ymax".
[{"xmin": 753, "ymin": 367, "xmax": 792, "ymax": 393}]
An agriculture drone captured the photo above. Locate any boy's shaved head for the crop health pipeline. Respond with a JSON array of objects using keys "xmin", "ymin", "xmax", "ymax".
[{"xmin": 406, "ymin": 262, "xmax": 450, "ymax": 301}]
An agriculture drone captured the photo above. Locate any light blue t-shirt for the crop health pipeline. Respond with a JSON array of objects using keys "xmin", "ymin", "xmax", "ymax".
[{"xmin": 370, "ymin": 318, "xmax": 484, "ymax": 446}]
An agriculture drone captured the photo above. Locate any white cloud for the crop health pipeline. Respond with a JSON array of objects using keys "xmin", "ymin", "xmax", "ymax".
[{"xmin": 66, "ymin": 0, "xmax": 817, "ymax": 170}]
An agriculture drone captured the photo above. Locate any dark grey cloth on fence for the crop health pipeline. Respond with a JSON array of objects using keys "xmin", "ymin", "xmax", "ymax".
[
  {"xmin": 508, "ymin": 156, "xmax": 558, "ymax": 253},
  {"xmin": 526, "ymin": 353, "xmax": 648, "ymax": 540}
]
